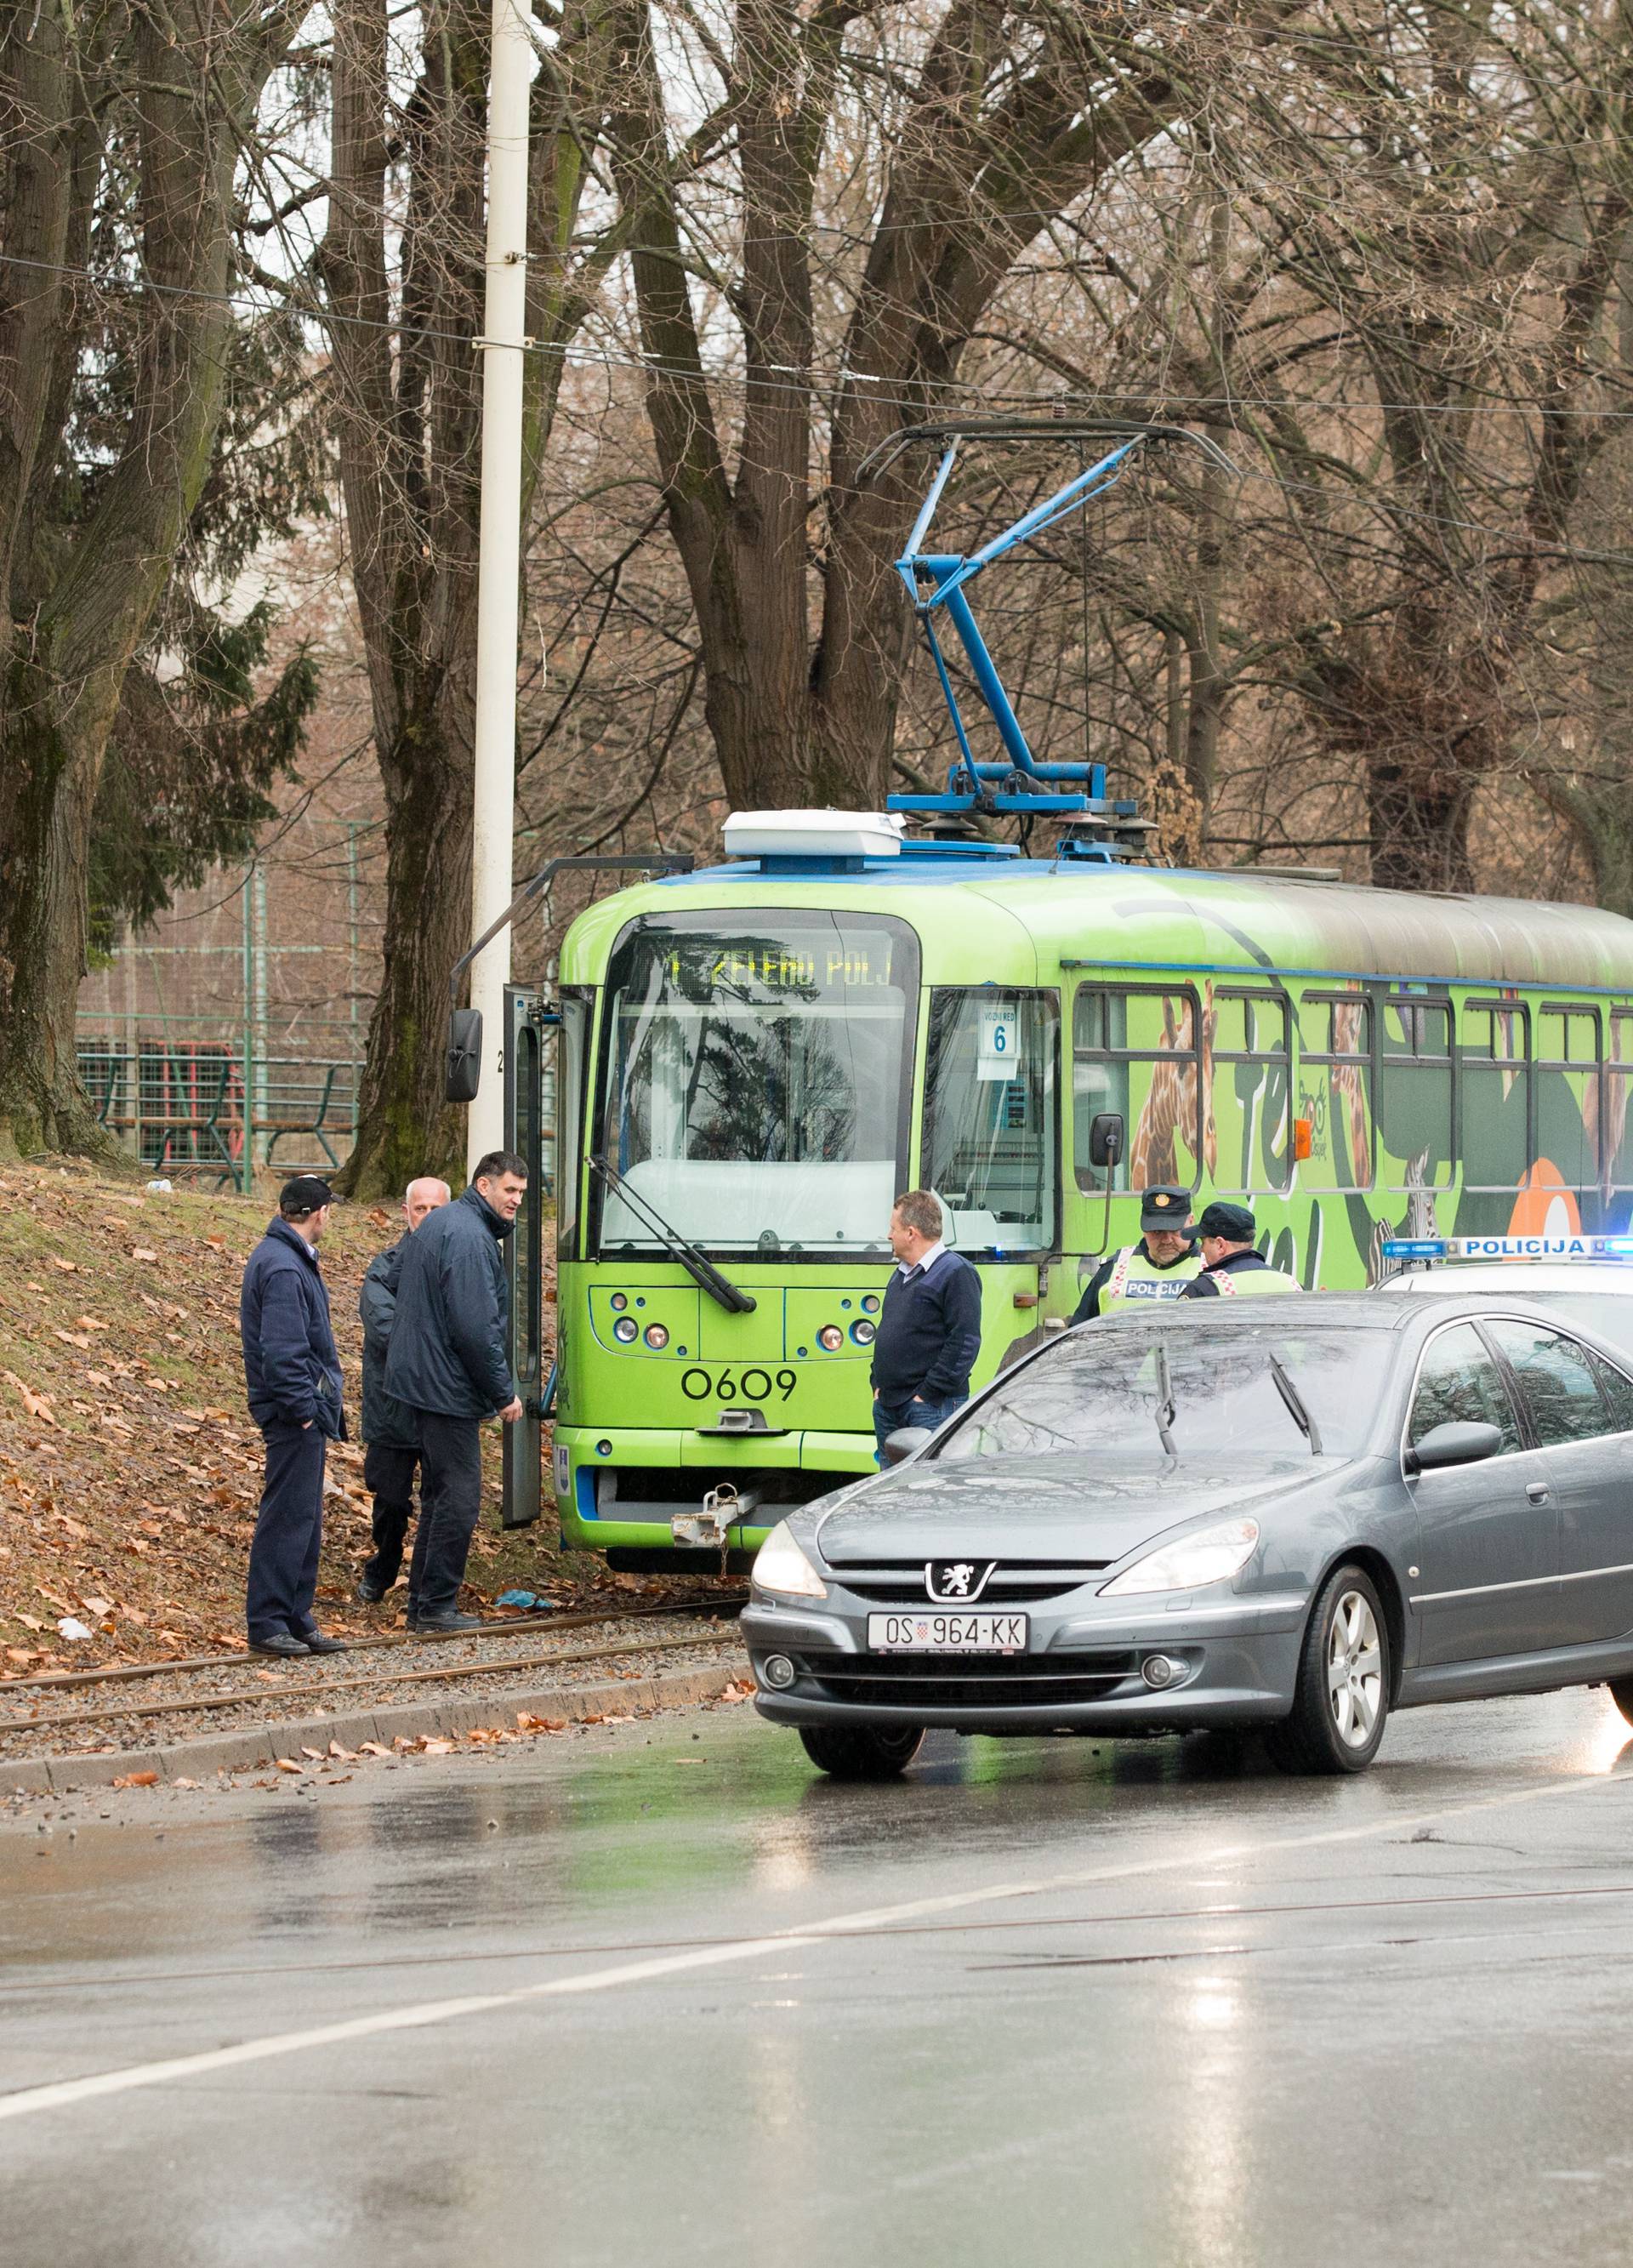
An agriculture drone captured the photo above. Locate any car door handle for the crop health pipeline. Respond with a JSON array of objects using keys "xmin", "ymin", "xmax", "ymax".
[{"xmin": 1526, "ymin": 1481, "xmax": 1550, "ymax": 1503}]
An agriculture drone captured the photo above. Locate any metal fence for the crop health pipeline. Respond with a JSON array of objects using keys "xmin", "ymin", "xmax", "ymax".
[{"xmin": 76, "ymin": 1029, "xmax": 361, "ymax": 1190}]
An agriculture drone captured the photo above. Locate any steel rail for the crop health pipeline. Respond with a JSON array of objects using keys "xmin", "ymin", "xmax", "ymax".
[
  {"xmin": 0, "ymin": 1626, "xmax": 745, "ymax": 1739},
  {"xmin": 0, "ymin": 1593, "xmax": 746, "ymax": 1696}
]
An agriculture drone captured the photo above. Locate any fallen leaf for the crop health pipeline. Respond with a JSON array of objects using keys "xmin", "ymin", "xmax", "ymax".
[
  {"xmin": 420, "ymin": 1738, "xmax": 454, "ymax": 1755},
  {"xmin": 79, "ymin": 1596, "xmax": 113, "ymax": 1618},
  {"xmin": 3, "ymin": 1371, "xmax": 56, "ymax": 1426},
  {"xmin": 53, "ymin": 1330, "xmax": 91, "ymax": 1350},
  {"xmin": 131, "ymin": 1247, "xmax": 158, "ymax": 1263},
  {"xmin": 327, "ymin": 1741, "xmax": 358, "ymax": 1760},
  {"xmin": 299, "ymin": 1746, "xmax": 326, "ymax": 1761},
  {"xmin": 111, "ymin": 1771, "xmax": 159, "ymax": 1789},
  {"xmin": 48, "ymin": 1256, "xmax": 77, "ymax": 1274},
  {"xmin": 204, "ymin": 1236, "xmax": 226, "ymax": 1252},
  {"xmin": 274, "ymin": 1758, "xmax": 304, "ymax": 1775},
  {"xmin": 17, "ymin": 1613, "xmax": 43, "ymax": 1632},
  {"xmin": 358, "ymin": 1741, "xmax": 391, "ymax": 1757},
  {"xmin": 173, "ymin": 1777, "xmax": 199, "ymax": 1790}
]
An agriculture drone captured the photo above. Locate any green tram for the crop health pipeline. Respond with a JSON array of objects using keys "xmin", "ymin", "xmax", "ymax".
[{"xmin": 492, "ymin": 812, "xmax": 1633, "ymax": 1562}]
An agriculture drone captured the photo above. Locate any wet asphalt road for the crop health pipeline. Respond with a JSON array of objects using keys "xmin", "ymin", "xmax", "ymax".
[{"xmin": 5, "ymin": 1692, "xmax": 1633, "ymax": 2268}]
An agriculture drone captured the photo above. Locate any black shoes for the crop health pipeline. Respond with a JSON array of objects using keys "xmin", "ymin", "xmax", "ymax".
[
  {"xmin": 355, "ymin": 1574, "xmax": 387, "ymax": 1604},
  {"xmin": 248, "ymin": 1633, "xmax": 310, "ymax": 1659},
  {"xmin": 299, "ymin": 1631, "xmax": 349, "ymax": 1655},
  {"xmin": 413, "ymin": 1609, "xmax": 484, "ymax": 1634}
]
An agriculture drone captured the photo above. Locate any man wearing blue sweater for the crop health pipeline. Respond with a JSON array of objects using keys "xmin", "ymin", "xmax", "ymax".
[{"xmin": 870, "ymin": 1190, "xmax": 982, "ymax": 1462}]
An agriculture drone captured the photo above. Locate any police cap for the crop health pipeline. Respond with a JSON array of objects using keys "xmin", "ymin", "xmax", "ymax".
[
  {"xmin": 1139, "ymin": 1186, "xmax": 1192, "ymax": 1233},
  {"xmin": 1193, "ymin": 1200, "xmax": 1256, "ymax": 1241}
]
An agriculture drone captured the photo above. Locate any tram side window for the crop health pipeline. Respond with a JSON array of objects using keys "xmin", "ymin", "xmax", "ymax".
[
  {"xmin": 1379, "ymin": 999, "xmax": 1454, "ymax": 1192},
  {"xmin": 1212, "ymin": 989, "xmax": 1291, "ymax": 1194},
  {"xmin": 1461, "ymin": 1001, "xmax": 1530, "ymax": 1192},
  {"xmin": 924, "ymin": 990, "xmax": 1058, "ymax": 1254},
  {"xmin": 1536, "ymin": 1005, "xmax": 1602, "ymax": 1194},
  {"xmin": 1072, "ymin": 987, "xmax": 1206, "ymax": 1195},
  {"xmin": 1607, "ymin": 1013, "xmax": 1633, "ymax": 1190},
  {"xmin": 1298, "ymin": 994, "xmax": 1374, "ymax": 1192}
]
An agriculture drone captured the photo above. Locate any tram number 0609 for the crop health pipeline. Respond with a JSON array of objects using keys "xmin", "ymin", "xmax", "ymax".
[{"xmin": 680, "ymin": 1365, "xmax": 797, "ymax": 1405}]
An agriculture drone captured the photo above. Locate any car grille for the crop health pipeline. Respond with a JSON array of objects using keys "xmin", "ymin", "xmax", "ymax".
[
  {"xmin": 825, "ymin": 1559, "xmax": 1109, "ymax": 1608},
  {"xmin": 801, "ymin": 1649, "xmax": 1139, "ymax": 1711}
]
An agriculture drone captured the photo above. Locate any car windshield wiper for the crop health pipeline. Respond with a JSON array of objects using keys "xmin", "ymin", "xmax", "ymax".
[
  {"xmin": 588, "ymin": 1156, "xmax": 756, "ymax": 1314},
  {"xmin": 1267, "ymin": 1351, "xmax": 1323, "ymax": 1456},
  {"xmin": 1153, "ymin": 1340, "xmax": 1178, "ymax": 1462}
]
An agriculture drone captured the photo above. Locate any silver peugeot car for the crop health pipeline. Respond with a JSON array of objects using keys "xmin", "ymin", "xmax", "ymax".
[{"xmin": 744, "ymin": 1296, "xmax": 1633, "ymax": 1780}]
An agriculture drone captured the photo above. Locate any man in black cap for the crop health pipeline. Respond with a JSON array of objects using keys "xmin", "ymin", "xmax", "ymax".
[
  {"xmin": 238, "ymin": 1176, "xmax": 349, "ymax": 1658},
  {"xmin": 1177, "ymin": 1201, "xmax": 1301, "ymax": 1297},
  {"xmin": 1071, "ymin": 1184, "xmax": 1202, "ymax": 1322}
]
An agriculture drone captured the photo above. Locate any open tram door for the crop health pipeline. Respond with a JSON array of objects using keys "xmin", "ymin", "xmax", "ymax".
[{"xmin": 499, "ymin": 983, "xmax": 589, "ymax": 1529}]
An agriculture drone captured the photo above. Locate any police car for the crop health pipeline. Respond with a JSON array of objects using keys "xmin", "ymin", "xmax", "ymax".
[{"xmin": 1374, "ymin": 1234, "xmax": 1633, "ymax": 1364}]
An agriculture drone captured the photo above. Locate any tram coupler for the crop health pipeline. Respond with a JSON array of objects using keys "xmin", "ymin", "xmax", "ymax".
[{"xmin": 672, "ymin": 1482, "xmax": 762, "ymax": 1559}]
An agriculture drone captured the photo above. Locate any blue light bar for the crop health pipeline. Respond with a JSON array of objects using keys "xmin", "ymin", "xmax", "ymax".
[{"xmin": 1382, "ymin": 1234, "xmax": 1633, "ymax": 1263}]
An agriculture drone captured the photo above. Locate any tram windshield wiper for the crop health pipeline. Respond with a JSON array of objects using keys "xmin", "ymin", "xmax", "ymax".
[
  {"xmin": 1267, "ymin": 1351, "xmax": 1323, "ymax": 1456},
  {"xmin": 588, "ymin": 1157, "xmax": 756, "ymax": 1314},
  {"xmin": 1153, "ymin": 1340, "xmax": 1178, "ymax": 1462}
]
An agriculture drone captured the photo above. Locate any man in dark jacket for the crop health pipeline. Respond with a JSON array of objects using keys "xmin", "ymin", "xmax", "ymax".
[
  {"xmin": 355, "ymin": 1176, "xmax": 451, "ymax": 1603},
  {"xmin": 239, "ymin": 1175, "xmax": 349, "ymax": 1659},
  {"xmin": 385, "ymin": 1151, "xmax": 526, "ymax": 1631},
  {"xmin": 869, "ymin": 1189, "xmax": 982, "ymax": 1462},
  {"xmin": 1176, "ymin": 1200, "xmax": 1302, "ymax": 1298}
]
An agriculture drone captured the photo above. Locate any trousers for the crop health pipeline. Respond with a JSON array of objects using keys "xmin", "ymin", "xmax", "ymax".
[
  {"xmin": 873, "ymin": 1392, "xmax": 967, "ymax": 1466},
  {"xmin": 407, "ymin": 1411, "xmax": 484, "ymax": 1616},
  {"xmin": 362, "ymin": 1442, "xmax": 419, "ymax": 1589},
  {"xmin": 247, "ymin": 1422, "xmax": 327, "ymax": 1639}
]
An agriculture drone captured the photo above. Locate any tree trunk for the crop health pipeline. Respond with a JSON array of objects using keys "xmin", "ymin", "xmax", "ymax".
[
  {"xmin": 0, "ymin": 0, "xmax": 294, "ymax": 1160},
  {"xmin": 344, "ymin": 707, "xmax": 474, "ymax": 1191}
]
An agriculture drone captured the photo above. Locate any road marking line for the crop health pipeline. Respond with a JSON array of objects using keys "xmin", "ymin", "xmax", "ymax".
[{"xmin": 3, "ymin": 1762, "xmax": 1629, "ymax": 2125}]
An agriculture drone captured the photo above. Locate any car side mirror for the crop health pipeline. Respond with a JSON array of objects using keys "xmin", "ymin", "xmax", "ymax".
[
  {"xmin": 1089, "ymin": 1112, "xmax": 1125, "ymax": 1171},
  {"xmin": 446, "ymin": 1008, "xmax": 482, "ymax": 1103},
  {"xmin": 1404, "ymin": 1420, "xmax": 1503, "ymax": 1475},
  {"xmin": 884, "ymin": 1426, "xmax": 933, "ymax": 1467}
]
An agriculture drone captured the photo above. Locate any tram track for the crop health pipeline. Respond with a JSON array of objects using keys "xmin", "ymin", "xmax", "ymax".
[
  {"xmin": 0, "ymin": 1591, "xmax": 746, "ymax": 1698},
  {"xmin": 0, "ymin": 1623, "xmax": 743, "ymax": 1737}
]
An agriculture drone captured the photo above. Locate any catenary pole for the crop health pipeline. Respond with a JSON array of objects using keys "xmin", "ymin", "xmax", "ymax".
[{"xmin": 466, "ymin": 0, "xmax": 534, "ymax": 1173}]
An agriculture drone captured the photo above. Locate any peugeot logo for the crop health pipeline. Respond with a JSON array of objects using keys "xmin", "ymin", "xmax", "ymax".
[{"xmin": 925, "ymin": 1559, "xmax": 994, "ymax": 1604}]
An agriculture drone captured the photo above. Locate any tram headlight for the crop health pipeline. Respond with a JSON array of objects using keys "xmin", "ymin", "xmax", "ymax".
[
  {"xmin": 644, "ymin": 1322, "xmax": 669, "ymax": 1350},
  {"xmin": 752, "ymin": 1521, "xmax": 828, "ymax": 1602},
  {"xmin": 851, "ymin": 1319, "xmax": 876, "ymax": 1346},
  {"xmin": 610, "ymin": 1293, "xmax": 628, "ymax": 1312},
  {"xmin": 613, "ymin": 1315, "xmax": 639, "ymax": 1343},
  {"xmin": 816, "ymin": 1324, "xmax": 845, "ymax": 1352}
]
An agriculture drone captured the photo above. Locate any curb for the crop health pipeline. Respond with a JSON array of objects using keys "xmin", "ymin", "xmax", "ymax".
[{"xmin": 3, "ymin": 1655, "xmax": 751, "ymax": 1795}]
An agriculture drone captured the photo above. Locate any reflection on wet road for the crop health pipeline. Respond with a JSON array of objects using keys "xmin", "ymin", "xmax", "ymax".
[{"xmin": 5, "ymin": 1691, "xmax": 1633, "ymax": 2267}]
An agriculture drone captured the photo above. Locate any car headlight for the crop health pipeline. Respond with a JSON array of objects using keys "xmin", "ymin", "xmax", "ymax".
[
  {"xmin": 1100, "ymin": 1516, "xmax": 1260, "ymax": 1598},
  {"xmin": 752, "ymin": 1520, "xmax": 828, "ymax": 1601}
]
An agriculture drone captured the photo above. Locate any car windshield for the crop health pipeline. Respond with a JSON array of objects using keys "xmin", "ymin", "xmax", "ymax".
[
  {"xmin": 933, "ymin": 1320, "xmax": 1394, "ymax": 1472},
  {"xmin": 597, "ymin": 911, "xmax": 916, "ymax": 1257}
]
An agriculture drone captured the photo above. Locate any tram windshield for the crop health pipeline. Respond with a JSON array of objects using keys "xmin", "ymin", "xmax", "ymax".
[{"xmin": 596, "ymin": 912, "xmax": 918, "ymax": 1257}]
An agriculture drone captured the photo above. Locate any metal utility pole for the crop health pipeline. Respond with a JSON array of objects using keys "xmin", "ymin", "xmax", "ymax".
[{"xmin": 467, "ymin": 0, "xmax": 534, "ymax": 1172}]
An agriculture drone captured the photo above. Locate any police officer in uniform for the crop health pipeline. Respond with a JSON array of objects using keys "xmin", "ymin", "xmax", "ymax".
[
  {"xmin": 1176, "ymin": 1200, "xmax": 1301, "ymax": 1298},
  {"xmin": 1071, "ymin": 1185, "xmax": 1202, "ymax": 1323}
]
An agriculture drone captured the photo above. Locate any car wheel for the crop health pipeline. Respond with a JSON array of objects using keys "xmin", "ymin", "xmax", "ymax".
[
  {"xmin": 1267, "ymin": 1564, "xmax": 1390, "ymax": 1776},
  {"xmin": 798, "ymin": 1725, "xmax": 925, "ymax": 1780},
  {"xmin": 1607, "ymin": 1677, "xmax": 1633, "ymax": 1729}
]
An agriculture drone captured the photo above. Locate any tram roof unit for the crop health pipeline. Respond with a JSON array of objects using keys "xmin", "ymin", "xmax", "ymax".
[{"xmin": 560, "ymin": 819, "xmax": 1633, "ymax": 999}]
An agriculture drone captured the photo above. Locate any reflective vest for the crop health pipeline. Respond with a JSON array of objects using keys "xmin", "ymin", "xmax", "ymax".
[
  {"xmin": 1209, "ymin": 1261, "xmax": 1300, "ymax": 1297},
  {"xmin": 1099, "ymin": 1243, "xmax": 1204, "ymax": 1313}
]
